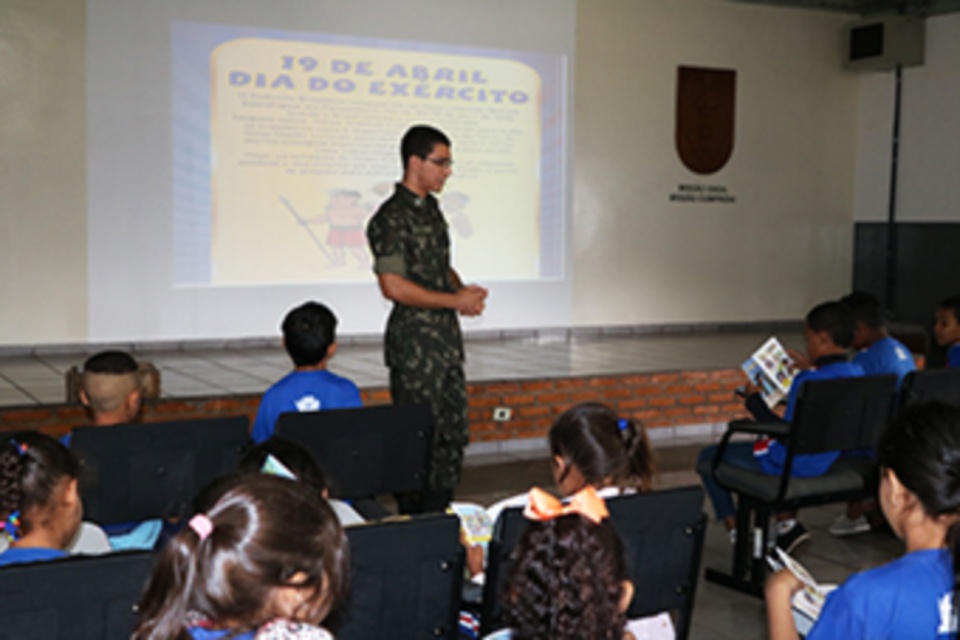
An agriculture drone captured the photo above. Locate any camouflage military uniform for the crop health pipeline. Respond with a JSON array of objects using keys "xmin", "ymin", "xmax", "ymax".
[{"xmin": 366, "ymin": 183, "xmax": 468, "ymax": 493}]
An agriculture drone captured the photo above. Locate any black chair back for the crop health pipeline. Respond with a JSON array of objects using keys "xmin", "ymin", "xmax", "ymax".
[
  {"xmin": 334, "ymin": 514, "xmax": 463, "ymax": 640},
  {"xmin": 275, "ymin": 403, "xmax": 432, "ymax": 499},
  {"xmin": 481, "ymin": 486, "xmax": 706, "ymax": 640},
  {"xmin": 901, "ymin": 369, "xmax": 960, "ymax": 408},
  {"xmin": 789, "ymin": 375, "xmax": 898, "ymax": 455},
  {"xmin": 0, "ymin": 551, "xmax": 154, "ymax": 640},
  {"xmin": 72, "ymin": 416, "xmax": 250, "ymax": 524}
]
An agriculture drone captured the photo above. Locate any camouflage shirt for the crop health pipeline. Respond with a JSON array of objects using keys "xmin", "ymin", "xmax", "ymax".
[{"xmin": 366, "ymin": 183, "xmax": 464, "ymax": 368}]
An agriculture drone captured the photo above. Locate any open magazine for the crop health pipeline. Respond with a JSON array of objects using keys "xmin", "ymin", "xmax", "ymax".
[
  {"xmin": 742, "ymin": 337, "xmax": 799, "ymax": 409},
  {"xmin": 768, "ymin": 547, "xmax": 837, "ymax": 636}
]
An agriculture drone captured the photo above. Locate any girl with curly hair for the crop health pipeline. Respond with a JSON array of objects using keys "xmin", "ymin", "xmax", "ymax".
[{"xmin": 493, "ymin": 486, "xmax": 635, "ymax": 640}]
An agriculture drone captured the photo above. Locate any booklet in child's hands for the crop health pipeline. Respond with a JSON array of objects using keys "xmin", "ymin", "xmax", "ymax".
[
  {"xmin": 741, "ymin": 337, "xmax": 798, "ymax": 408},
  {"xmin": 448, "ymin": 502, "xmax": 494, "ymax": 547},
  {"xmin": 769, "ymin": 547, "xmax": 837, "ymax": 636}
]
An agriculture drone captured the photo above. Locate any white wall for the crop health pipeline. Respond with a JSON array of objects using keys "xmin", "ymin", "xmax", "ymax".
[
  {"xmin": 573, "ymin": 0, "xmax": 860, "ymax": 326},
  {"xmin": 854, "ymin": 12, "xmax": 960, "ymax": 223},
  {"xmin": 0, "ymin": 0, "xmax": 87, "ymax": 342},
  {"xmin": 0, "ymin": 0, "xmax": 892, "ymax": 345}
]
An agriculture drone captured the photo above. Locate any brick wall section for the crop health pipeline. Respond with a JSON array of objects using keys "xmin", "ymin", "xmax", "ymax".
[{"xmin": 0, "ymin": 368, "xmax": 751, "ymax": 441}]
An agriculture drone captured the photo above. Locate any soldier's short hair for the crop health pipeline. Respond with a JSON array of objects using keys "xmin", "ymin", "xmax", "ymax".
[
  {"xmin": 400, "ymin": 125, "xmax": 450, "ymax": 169},
  {"xmin": 282, "ymin": 301, "xmax": 338, "ymax": 367}
]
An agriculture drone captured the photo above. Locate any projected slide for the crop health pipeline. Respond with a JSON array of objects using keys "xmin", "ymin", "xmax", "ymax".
[{"xmin": 172, "ymin": 23, "xmax": 566, "ymax": 287}]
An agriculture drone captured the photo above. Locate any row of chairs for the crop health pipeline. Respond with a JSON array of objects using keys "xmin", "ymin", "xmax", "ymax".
[
  {"xmin": 0, "ymin": 513, "xmax": 463, "ymax": 640},
  {"xmin": 68, "ymin": 403, "xmax": 434, "ymax": 525},
  {"xmin": 701, "ymin": 367, "xmax": 960, "ymax": 596},
  {"xmin": 0, "ymin": 486, "xmax": 707, "ymax": 640}
]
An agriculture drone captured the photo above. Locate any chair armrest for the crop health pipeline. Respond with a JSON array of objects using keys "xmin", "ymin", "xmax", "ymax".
[
  {"xmin": 725, "ymin": 420, "xmax": 790, "ymax": 439},
  {"xmin": 709, "ymin": 420, "xmax": 791, "ymax": 480}
]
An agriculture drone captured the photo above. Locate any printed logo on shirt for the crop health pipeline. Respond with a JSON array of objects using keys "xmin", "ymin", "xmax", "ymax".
[
  {"xmin": 295, "ymin": 395, "xmax": 321, "ymax": 412},
  {"xmin": 895, "ymin": 346, "xmax": 909, "ymax": 362},
  {"xmin": 753, "ymin": 438, "xmax": 772, "ymax": 457},
  {"xmin": 938, "ymin": 592, "xmax": 957, "ymax": 635}
]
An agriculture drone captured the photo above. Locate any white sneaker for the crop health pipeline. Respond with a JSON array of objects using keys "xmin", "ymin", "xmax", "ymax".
[{"xmin": 828, "ymin": 514, "xmax": 870, "ymax": 537}]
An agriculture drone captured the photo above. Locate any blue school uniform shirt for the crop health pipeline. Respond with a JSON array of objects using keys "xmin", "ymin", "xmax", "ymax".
[
  {"xmin": 0, "ymin": 546, "xmax": 67, "ymax": 567},
  {"xmin": 251, "ymin": 369, "xmax": 362, "ymax": 443},
  {"xmin": 949, "ymin": 344, "xmax": 960, "ymax": 368},
  {"xmin": 753, "ymin": 356, "xmax": 865, "ymax": 477},
  {"xmin": 189, "ymin": 629, "xmax": 254, "ymax": 640},
  {"xmin": 853, "ymin": 336, "xmax": 916, "ymax": 386},
  {"xmin": 807, "ymin": 548, "xmax": 955, "ymax": 640}
]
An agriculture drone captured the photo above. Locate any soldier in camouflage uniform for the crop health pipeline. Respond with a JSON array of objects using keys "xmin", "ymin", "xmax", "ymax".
[{"xmin": 366, "ymin": 125, "xmax": 487, "ymax": 513}]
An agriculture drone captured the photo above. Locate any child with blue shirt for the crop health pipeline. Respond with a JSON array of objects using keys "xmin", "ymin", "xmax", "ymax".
[
  {"xmin": 829, "ymin": 292, "xmax": 917, "ymax": 537},
  {"xmin": 766, "ymin": 402, "xmax": 960, "ymax": 640},
  {"xmin": 252, "ymin": 302, "xmax": 363, "ymax": 444},
  {"xmin": 841, "ymin": 291, "xmax": 916, "ymax": 385},
  {"xmin": 0, "ymin": 434, "xmax": 84, "ymax": 567},
  {"xmin": 935, "ymin": 296, "xmax": 960, "ymax": 369},
  {"xmin": 697, "ymin": 301, "xmax": 864, "ymax": 553}
]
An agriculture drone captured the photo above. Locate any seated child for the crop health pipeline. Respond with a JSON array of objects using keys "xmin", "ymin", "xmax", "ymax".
[
  {"xmin": 252, "ymin": 301, "xmax": 362, "ymax": 443},
  {"xmin": 830, "ymin": 292, "xmax": 917, "ymax": 537},
  {"xmin": 766, "ymin": 401, "xmax": 960, "ymax": 639},
  {"xmin": 697, "ymin": 300, "xmax": 864, "ymax": 552},
  {"xmin": 132, "ymin": 474, "xmax": 349, "ymax": 640},
  {"xmin": 485, "ymin": 402, "xmax": 655, "ymax": 526},
  {"xmin": 486, "ymin": 486, "xmax": 636, "ymax": 640},
  {"xmin": 0, "ymin": 433, "xmax": 86, "ymax": 566},
  {"xmin": 934, "ymin": 296, "xmax": 960, "ymax": 368},
  {"xmin": 68, "ymin": 350, "xmax": 162, "ymax": 551},
  {"xmin": 468, "ymin": 403, "xmax": 669, "ymax": 639},
  {"xmin": 841, "ymin": 291, "xmax": 916, "ymax": 386},
  {"xmin": 79, "ymin": 350, "xmax": 143, "ymax": 429},
  {"xmin": 237, "ymin": 437, "xmax": 364, "ymax": 526}
]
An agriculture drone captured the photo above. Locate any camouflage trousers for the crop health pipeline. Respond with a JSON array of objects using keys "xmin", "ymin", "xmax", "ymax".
[{"xmin": 389, "ymin": 363, "xmax": 468, "ymax": 491}]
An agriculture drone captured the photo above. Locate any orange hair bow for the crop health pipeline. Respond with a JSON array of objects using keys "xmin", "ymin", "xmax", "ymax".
[{"xmin": 523, "ymin": 486, "xmax": 609, "ymax": 525}]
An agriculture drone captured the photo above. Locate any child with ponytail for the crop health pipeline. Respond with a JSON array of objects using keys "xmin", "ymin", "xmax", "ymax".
[
  {"xmin": 545, "ymin": 402, "xmax": 655, "ymax": 497},
  {"xmin": 0, "ymin": 433, "xmax": 84, "ymax": 566},
  {"xmin": 766, "ymin": 401, "xmax": 960, "ymax": 639},
  {"xmin": 485, "ymin": 402, "xmax": 656, "ymax": 525},
  {"xmin": 133, "ymin": 474, "xmax": 349, "ymax": 640}
]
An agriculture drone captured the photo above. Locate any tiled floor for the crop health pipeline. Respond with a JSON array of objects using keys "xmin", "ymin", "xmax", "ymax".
[{"xmin": 0, "ymin": 329, "xmax": 803, "ymax": 406}]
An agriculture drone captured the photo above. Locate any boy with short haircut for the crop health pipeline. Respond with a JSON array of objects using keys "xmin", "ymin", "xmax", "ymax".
[
  {"xmin": 697, "ymin": 301, "xmax": 864, "ymax": 552},
  {"xmin": 79, "ymin": 350, "xmax": 143, "ymax": 427},
  {"xmin": 74, "ymin": 350, "xmax": 155, "ymax": 551},
  {"xmin": 841, "ymin": 291, "xmax": 916, "ymax": 386},
  {"xmin": 827, "ymin": 292, "xmax": 915, "ymax": 537},
  {"xmin": 251, "ymin": 301, "xmax": 362, "ymax": 443},
  {"xmin": 934, "ymin": 296, "xmax": 960, "ymax": 368}
]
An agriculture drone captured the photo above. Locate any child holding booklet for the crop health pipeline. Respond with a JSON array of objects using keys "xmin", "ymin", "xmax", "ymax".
[
  {"xmin": 766, "ymin": 402, "xmax": 960, "ymax": 639},
  {"xmin": 697, "ymin": 301, "xmax": 864, "ymax": 552},
  {"xmin": 466, "ymin": 403, "xmax": 669, "ymax": 640}
]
